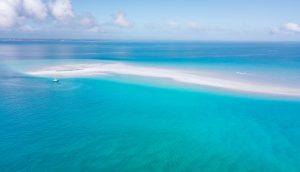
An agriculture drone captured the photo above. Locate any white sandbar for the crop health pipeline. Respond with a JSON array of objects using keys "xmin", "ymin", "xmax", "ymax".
[{"xmin": 26, "ymin": 63, "xmax": 300, "ymax": 97}]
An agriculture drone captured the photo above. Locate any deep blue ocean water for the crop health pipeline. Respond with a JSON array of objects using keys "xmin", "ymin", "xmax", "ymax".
[{"xmin": 0, "ymin": 40, "xmax": 300, "ymax": 171}]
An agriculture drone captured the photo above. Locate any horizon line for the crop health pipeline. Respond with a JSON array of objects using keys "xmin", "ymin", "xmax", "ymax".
[{"xmin": 1, "ymin": 38, "xmax": 300, "ymax": 43}]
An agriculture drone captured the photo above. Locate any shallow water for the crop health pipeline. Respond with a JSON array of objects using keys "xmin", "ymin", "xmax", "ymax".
[{"xmin": 0, "ymin": 40, "xmax": 300, "ymax": 171}]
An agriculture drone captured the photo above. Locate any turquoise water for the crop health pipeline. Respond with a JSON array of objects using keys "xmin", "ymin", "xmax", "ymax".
[{"xmin": 1, "ymin": 40, "xmax": 300, "ymax": 171}]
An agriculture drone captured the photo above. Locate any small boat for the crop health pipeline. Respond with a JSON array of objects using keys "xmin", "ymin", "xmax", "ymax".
[{"xmin": 52, "ymin": 78, "xmax": 59, "ymax": 83}]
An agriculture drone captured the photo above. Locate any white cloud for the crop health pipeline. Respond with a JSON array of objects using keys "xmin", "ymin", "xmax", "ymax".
[
  {"xmin": 0, "ymin": 0, "xmax": 21, "ymax": 29},
  {"xmin": 0, "ymin": 0, "xmax": 133, "ymax": 35},
  {"xmin": 77, "ymin": 14, "xmax": 102, "ymax": 32},
  {"xmin": 113, "ymin": 12, "xmax": 131, "ymax": 27},
  {"xmin": 0, "ymin": 0, "xmax": 48, "ymax": 29},
  {"xmin": 272, "ymin": 22, "xmax": 300, "ymax": 34},
  {"xmin": 23, "ymin": 0, "xmax": 48, "ymax": 20},
  {"xmin": 50, "ymin": 13, "xmax": 102, "ymax": 33},
  {"xmin": 167, "ymin": 20, "xmax": 178, "ymax": 29},
  {"xmin": 48, "ymin": 0, "xmax": 74, "ymax": 21},
  {"xmin": 79, "ymin": 15, "xmax": 96, "ymax": 27},
  {"xmin": 284, "ymin": 22, "xmax": 300, "ymax": 33},
  {"xmin": 0, "ymin": 0, "xmax": 103, "ymax": 34},
  {"xmin": 186, "ymin": 21, "xmax": 200, "ymax": 30}
]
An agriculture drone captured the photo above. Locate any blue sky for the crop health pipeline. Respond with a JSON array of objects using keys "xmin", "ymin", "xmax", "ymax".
[{"xmin": 1, "ymin": 0, "xmax": 300, "ymax": 40}]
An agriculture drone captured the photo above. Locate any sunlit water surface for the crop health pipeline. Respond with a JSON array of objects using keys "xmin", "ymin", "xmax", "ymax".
[{"xmin": 0, "ymin": 40, "xmax": 300, "ymax": 171}]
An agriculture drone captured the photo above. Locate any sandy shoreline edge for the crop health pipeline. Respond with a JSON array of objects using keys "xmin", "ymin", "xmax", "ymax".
[{"xmin": 26, "ymin": 63, "xmax": 300, "ymax": 97}]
